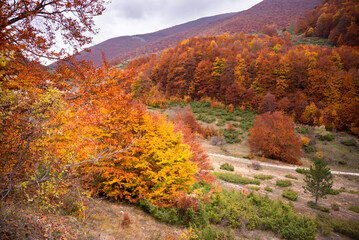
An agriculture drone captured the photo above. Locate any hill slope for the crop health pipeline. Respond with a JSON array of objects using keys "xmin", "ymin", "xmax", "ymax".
[{"xmin": 74, "ymin": 0, "xmax": 324, "ymax": 66}]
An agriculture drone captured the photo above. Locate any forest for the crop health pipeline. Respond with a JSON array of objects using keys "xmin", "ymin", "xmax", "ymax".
[
  {"xmin": 124, "ymin": 32, "xmax": 359, "ymax": 135},
  {"xmin": 1, "ymin": 0, "xmax": 359, "ymax": 239}
]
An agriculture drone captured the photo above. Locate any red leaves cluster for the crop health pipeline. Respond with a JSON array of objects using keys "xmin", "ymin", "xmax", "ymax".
[{"xmin": 249, "ymin": 112, "xmax": 302, "ymax": 164}]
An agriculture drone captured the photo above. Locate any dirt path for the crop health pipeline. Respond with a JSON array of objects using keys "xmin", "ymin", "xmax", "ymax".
[{"xmin": 209, "ymin": 153, "xmax": 359, "ymax": 176}]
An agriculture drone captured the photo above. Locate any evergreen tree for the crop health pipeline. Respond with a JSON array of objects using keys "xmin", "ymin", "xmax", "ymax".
[{"xmin": 303, "ymin": 157, "xmax": 333, "ymax": 206}]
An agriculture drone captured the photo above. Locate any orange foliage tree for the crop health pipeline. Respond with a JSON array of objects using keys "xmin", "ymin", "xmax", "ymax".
[
  {"xmin": 249, "ymin": 112, "xmax": 302, "ymax": 164},
  {"xmin": 0, "ymin": 0, "xmax": 106, "ymax": 59}
]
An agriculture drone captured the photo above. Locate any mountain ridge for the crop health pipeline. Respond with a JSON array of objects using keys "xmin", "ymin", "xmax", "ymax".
[{"xmin": 70, "ymin": 0, "xmax": 324, "ymax": 66}]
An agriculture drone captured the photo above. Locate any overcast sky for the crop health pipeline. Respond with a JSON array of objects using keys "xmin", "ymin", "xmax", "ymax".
[{"xmin": 90, "ymin": 0, "xmax": 263, "ymax": 45}]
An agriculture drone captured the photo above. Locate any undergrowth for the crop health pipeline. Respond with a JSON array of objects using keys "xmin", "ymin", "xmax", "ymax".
[
  {"xmin": 140, "ymin": 189, "xmax": 317, "ymax": 240},
  {"xmin": 214, "ymin": 172, "xmax": 260, "ymax": 185}
]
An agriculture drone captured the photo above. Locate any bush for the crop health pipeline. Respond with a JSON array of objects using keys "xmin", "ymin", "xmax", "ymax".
[
  {"xmin": 296, "ymin": 168, "xmax": 308, "ymax": 174},
  {"xmin": 282, "ymin": 189, "xmax": 298, "ymax": 201},
  {"xmin": 254, "ymin": 174, "xmax": 274, "ymax": 180},
  {"xmin": 307, "ymin": 201, "xmax": 330, "ymax": 212},
  {"xmin": 296, "ymin": 127, "xmax": 310, "ymax": 134},
  {"xmin": 249, "ymin": 112, "xmax": 302, "ymax": 164},
  {"xmin": 285, "ymin": 174, "xmax": 298, "ymax": 180},
  {"xmin": 303, "ymin": 145, "xmax": 316, "ymax": 153},
  {"xmin": 349, "ymin": 205, "xmax": 359, "ymax": 213},
  {"xmin": 214, "ymin": 172, "xmax": 260, "ymax": 185},
  {"xmin": 264, "ymin": 186, "xmax": 273, "ymax": 192},
  {"xmin": 318, "ymin": 134, "xmax": 334, "ymax": 141},
  {"xmin": 220, "ymin": 163, "xmax": 234, "ymax": 172},
  {"xmin": 328, "ymin": 189, "xmax": 340, "ymax": 195},
  {"xmin": 341, "ymin": 139, "xmax": 357, "ymax": 146},
  {"xmin": 276, "ymin": 180, "xmax": 292, "ymax": 187}
]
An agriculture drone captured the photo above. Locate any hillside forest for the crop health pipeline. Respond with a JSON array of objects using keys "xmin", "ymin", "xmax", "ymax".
[{"xmin": 1, "ymin": 0, "xmax": 359, "ymax": 239}]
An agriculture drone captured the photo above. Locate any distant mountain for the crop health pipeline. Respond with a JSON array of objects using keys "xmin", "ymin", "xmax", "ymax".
[{"xmin": 70, "ymin": 0, "xmax": 324, "ymax": 66}]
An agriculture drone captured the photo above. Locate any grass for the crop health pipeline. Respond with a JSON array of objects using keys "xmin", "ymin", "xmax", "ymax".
[
  {"xmin": 220, "ymin": 163, "xmax": 234, "ymax": 172},
  {"xmin": 316, "ymin": 213, "xmax": 359, "ymax": 239},
  {"xmin": 307, "ymin": 201, "xmax": 330, "ymax": 213},
  {"xmin": 341, "ymin": 139, "xmax": 357, "ymax": 147},
  {"xmin": 282, "ymin": 189, "xmax": 298, "ymax": 201},
  {"xmin": 214, "ymin": 172, "xmax": 260, "ymax": 185},
  {"xmin": 276, "ymin": 179, "xmax": 292, "ymax": 187},
  {"xmin": 285, "ymin": 174, "xmax": 298, "ymax": 180},
  {"xmin": 296, "ymin": 127, "xmax": 310, "ymax": 134},
  {"xmin": 254, "ymin": 174, "xmax": 274, "ymax": 180},
  {"xmin": 248, "ymin": 186, "xmax": 260, "ymax": 191},
  {"xmin": 349, "ymin": 205, "xmax": 359, "ymax": 213},
  {"xmin": 296, "ymin": 168, "xmax": 308, "ymax": 174},
  {"xmin": 264, "ymin": 186, "xmax": 273, "ymax": 192}
]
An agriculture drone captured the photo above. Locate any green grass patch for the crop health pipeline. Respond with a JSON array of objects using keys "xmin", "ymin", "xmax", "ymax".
[
  {"xmin": 328, "ymin": 188, "xmax": 340, "ymax": 195},
  {"xmin": 317, "ymin": 134, "xmax": 335, "ymax": 142},
  {"xmin": 296, "ymin": 127, "xmax": 310, "ymax": 134},
  {"xmin": 307, "ymin": 201, "xmax": 330, "ymax": 213},
  {"xmin": 282, "ymin": 189, "xmax": 298, "ymax": 201},
  {"xmin": 303, "ymin": 145, "xmax": 316, "ymax": 153},
  {"xmin": 296, "ymin": 168, "xmax": 308, "ymax": 174},
  {"xmin": 216, "ymin": 121, "xmax": 225, "ymax": 127},
  {"xmin": 254, "ymin": 174, "xmax": 274, "ymax": 180},
  {"xmin": 248, "ymin": 186, "xmax": 260, "ymax": 191},
  {"xmin": 213, "ymin": 172, "xmax": 260, "ymax": 185},
  {"xmin": 220, "ymin": 163, "xmax": 234, "ymax": 172},
  {"xmin": 341, "ymin": 139, "xmax": 357, "ymax": 147},
  {"xmin": 276, "ymin": 180, "xmax": 292, "ymax": 187},
  {"xmin": 285, "ymin": 174, "xmax": 298, "ymax": 180},
  {"xmin": 221, "ymin": 129, "xmax": 242, "ymax": 144},
  {"xmin": 264, "ymin": 186, "xmax": 273, "ymax": 192},
  {"xmin": 349, "ymin": 205, "xmax": 359, "ymax": 213},
  {"xmin": 316, "ymin": 213, "xmax": 359, "ymax": 239}
]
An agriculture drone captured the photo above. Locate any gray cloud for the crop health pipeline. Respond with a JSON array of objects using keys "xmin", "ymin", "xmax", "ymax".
[{"xmin": 90, "ymin": 0, "xmax": 262, "ymax": 45}]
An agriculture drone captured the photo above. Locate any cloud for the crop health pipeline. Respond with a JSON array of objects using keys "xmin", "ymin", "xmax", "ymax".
[{"xmin": 90, "ymin": 0, "xmax": 262, "ymax": 45}]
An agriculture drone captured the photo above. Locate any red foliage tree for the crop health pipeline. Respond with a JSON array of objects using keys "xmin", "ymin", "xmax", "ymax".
[
  {"xmin": 249, "ymin": 112, "xmax": 302, "ymax": 164},
  {"xmin": 258, "ymin": 92, "xmax": 277, "ymax": 114}
]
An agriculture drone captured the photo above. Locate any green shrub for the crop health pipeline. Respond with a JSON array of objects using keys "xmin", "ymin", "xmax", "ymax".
[
  {"xmin": 330, "ymin": 218, "xmax": 359, "ymax": 239},
  {"xmin": 282, "ymin": 189, "xmax": 298, "ymax": 201},
  {"xmin": 206, "ymin": 190, "xmax": 317, "ymax": 239},
  {"xmin": 220, "ymin": 163, "xmax": 234, "ymax": 172},
  {"xmin": 254, "ymin": 174, "xmax": 274, "ymax": 180},
  {"xmin": 340, "ymin": 139, "xmax": 357, "ymax": 146},
  {"xmin": 307, "ymin": 201, "xmax": 330, "ymax": 213},
  {"xmin": 349, "ymin": 205, "xmax": 359, "ymax": 213},
  {"xmin": 338, "ymin": 160, "xmax": 347, "ymax": 165},
  {"xmin": 318, "ymin": 134, "xmax": 334, "ymax": 141},
  {"xmin": 328, "ymin": 188, "xmax": 340, "ymax": 195},
  {"xmin": 221, "ymin": 129, "xmax": 242, "ymax": 144},
  {"xmin": 296, "ymin": 168, "xmax": 308, "ymax": 174},
  {"xmin": 296, "ymin": 127, "xmax": 310, "ymax": 134},
  {"xmin": 214, "ymin": 172, "xmax": 260, "ymax": 185},
  {"xmin": 276, "ymin": 180, "xmax": 292, "ymax": 187},
  {"xmin": 248, "ymin": 186, "xmax": 260, "ymax": 191},
  {"xmin": 303, "ymin": 145, "xmax": 316, "ymax": 153},
  {"xmin": 264, "ymin": 186, "xmax": 273, "ymax": 192},
  {"xmin": 232, "ymin": 123, "xmax": 239, "ymax": 128},
  {"xmin": 216, "ymin": 121, "xmax": 225, "ymax": 127},
  {"xmin": 285, "ymin": 174, "xmax": 298, "ymax": 180}
]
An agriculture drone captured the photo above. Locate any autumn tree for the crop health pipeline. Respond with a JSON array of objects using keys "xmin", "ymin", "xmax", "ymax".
[
  {"xmin": 249, "ymin": 111, "xmax": 302, "ymax": 164},
  {"xmin": 258, "ymin": 92, "xmax": 277, "ymax": 114},
  {"xmin": 0, "ymin": 0, "xmax": 106, "ymax": 59},
  {"xmin": 303, "ymin": 157, "xmax": 333, "ymax": 206}
]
